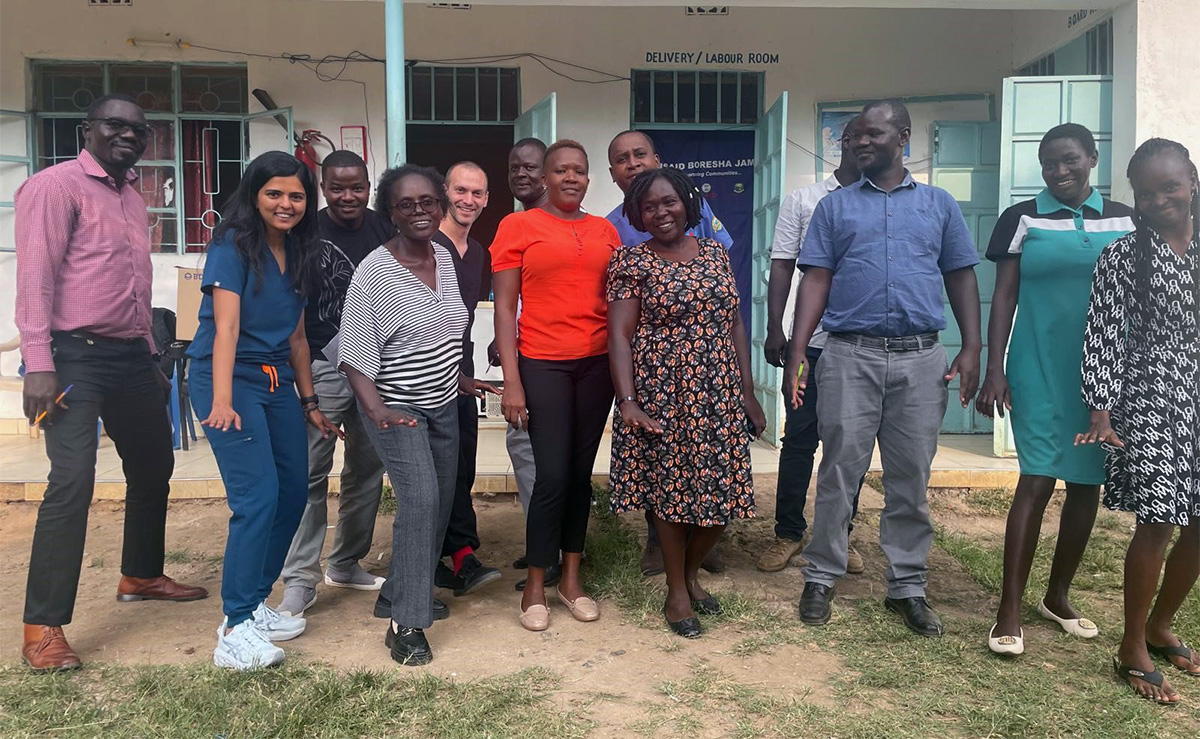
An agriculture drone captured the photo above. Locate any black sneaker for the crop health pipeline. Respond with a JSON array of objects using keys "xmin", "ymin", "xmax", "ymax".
[
  {"xmin": 434, "ymin": 561, "xmax": 457, "ymax": 590},
  {"xmin": 385, "ymin": 623, "xmax": 433, "ymax": 666},
  {"xmin": 515, "ymin": 563, "xmax": 562, "ymax": 591},
  {"xmin": 374, "ymin": 592, "xmax": 448, "ymax": 621},
  {"xmin": 453, "ymin": 554, "xmax": 502, "ymax": 596}
]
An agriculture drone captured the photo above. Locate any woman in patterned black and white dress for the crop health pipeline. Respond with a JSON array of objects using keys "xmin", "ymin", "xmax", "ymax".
[{"xmin": 1078, "ymin": 138, "xmax": 1200, "ymax": 705}]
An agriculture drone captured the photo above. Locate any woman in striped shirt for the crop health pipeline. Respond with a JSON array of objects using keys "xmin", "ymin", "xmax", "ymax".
[{"xmin": 338, "ymin": 164, "xmax": 497, "ymax": 666}]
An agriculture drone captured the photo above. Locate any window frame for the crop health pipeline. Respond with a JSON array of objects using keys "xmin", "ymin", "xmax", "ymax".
[
  {"xmin": 628, "ymin": 69, "xmax": 764, "ymax": 128},
  {"xmin": 16, "ymin": 60, "xmax": 251, "ymax": 254}
]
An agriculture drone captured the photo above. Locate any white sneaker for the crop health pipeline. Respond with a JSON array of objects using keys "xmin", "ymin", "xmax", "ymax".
[
  {"xmin": 213, "ymin": 619, "xmax": 285, "ymax": 670},
  {"xmin": 252, "ymin": 601, "xmax": 307, "ymax": 641}
]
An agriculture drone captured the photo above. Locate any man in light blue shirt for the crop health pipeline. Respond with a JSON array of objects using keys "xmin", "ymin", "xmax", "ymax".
[
  {"xmin": 604, "ymin": 129, "xmax": 733, "ymax": 578},
  {"xmin": 785, "ymin": 100, "xmax": 981, "ymax": 638},
  {"xmin": 605, "ymin": 130, "xmax": 734, "ymax": 251}
]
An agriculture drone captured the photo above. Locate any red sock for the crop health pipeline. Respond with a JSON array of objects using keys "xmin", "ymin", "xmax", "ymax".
[{"xmin": 451, "ymin": 546, "xmax": 473, "ymax": 574}]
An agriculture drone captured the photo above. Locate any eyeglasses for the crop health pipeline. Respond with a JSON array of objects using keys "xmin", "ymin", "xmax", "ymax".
[
  {"xmin": 88, "ymin": 117, "xmax": 152, "ymax": 139},
  {"xmin": 392, "ymin": 197, "xmax": 440, "ymax": 216}
]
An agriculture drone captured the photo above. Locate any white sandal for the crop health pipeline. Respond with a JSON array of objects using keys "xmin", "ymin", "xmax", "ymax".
[
  {"xmin": 988, "ymin": 624, "xmax": 1024, "ymax": 656},
  {"xmin": 1038, "ymin": 599, "xmax": 1098, "ymax": 639}
]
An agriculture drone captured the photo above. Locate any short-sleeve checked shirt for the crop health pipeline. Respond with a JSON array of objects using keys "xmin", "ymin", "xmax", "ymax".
[
  {"xmin": 14, "ymin": 149, "xmax": 155, "ymax": 372},
  {"xmin": 797, "ymin": 171, "xmax": 980, "ymax": 337}
]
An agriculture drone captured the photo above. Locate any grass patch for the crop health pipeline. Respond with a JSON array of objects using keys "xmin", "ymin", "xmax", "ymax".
[
  {"xmin": 378, "ymin": 485, "xmax": 398, "ymax": 516},
  {"xmin": 0, "ymin": 663, "xmax": 589, "ymax": 739},
  {"xmin": 163, "ymin": 549, "xmax": 223, "ymax": 567},
  {"xmin": 964, "ymin": 486, "xmax": 1014, "ymax": 516}
]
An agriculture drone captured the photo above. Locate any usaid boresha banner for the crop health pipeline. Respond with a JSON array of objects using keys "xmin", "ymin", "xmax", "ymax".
[{"xmin": 650, "ymin": 128, "xmax": 755, "ymax": 330}]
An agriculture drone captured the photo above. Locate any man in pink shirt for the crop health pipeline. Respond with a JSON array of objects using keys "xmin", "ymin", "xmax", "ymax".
[{"xmin": 15, "ymin": 93, "xmax": 207, "ymax": 672}]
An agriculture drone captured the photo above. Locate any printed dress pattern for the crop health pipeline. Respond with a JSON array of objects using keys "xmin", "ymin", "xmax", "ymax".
[
  {"xmin": 606, "ymin": 238, "xmax": 755, "ymax": 526},
  {"xmin": 1081, "ymin": 229, "xmax": 1200, "ymax": 525}
]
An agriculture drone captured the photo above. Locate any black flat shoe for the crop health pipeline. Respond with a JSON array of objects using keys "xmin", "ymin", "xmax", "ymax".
[
  {"xmin": 515, "ymin": 563, "xmax": 561, "ymax": 591},
  {"xmin": 691, "ymin": 596, "xmax": 723, "ymax": 616},
  {"xmin": 374, "ymin": 593, "xmax": 448, "ymax": 621},
  {"xmin": 884, "ymin": 596, "xmax": 943, "ymax": 637},
  {"xmin": 665, "ymin": 610, "xmax": 702, "ymax": 639},
  {"xmin": 385, "ymin": 623, "xmax": 433, "ymax": 666},
  {"xmin": 799, "ymin": 582, "xmax": 834, "ymax": 626},
  {"xmin": 512, "ymin": 555, "xmax": 528, "ymax": 569}
]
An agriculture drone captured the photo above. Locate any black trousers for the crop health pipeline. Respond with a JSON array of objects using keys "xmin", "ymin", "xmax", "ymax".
[
  {"xmin": 521, "ymin": 354, "xmax": 614, "ymax": 568},
  {"xmin": 24, "ymin": 333, "xmax": 175, "ymax": 626},
  {"xmin": 440, "ymin": 394, "xmax": 481, "ymax": 556}
]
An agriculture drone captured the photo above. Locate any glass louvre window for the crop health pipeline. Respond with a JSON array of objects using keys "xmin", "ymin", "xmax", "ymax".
[
  {"xmin": 631, "ymin": 69, "xmax": 763, "ymax": 125},
  {"xmin": 28, "ymin": 62, "xmax": 249, "ymax": 254}
]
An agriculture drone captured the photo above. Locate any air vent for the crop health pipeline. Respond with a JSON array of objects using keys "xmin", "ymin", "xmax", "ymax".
[
  {"xmin": 686, "ymin": 6, "xmax": 729, "ymax": 16},
  {"xmin": 428, "ymin": 3, "xmax": 471, "ymax": 9},
  {"xmin": 89, "ymin": 0, "xmax": 132, "ymax": 5}
]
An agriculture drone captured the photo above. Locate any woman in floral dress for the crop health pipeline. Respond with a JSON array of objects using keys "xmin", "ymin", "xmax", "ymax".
[
  {"xmin": 607, "ymin": 167, "xmax": 765, "ymax": 639},
  {"xmin": 1078, "ymin": 138, "xmax": 1200, "ymax": 704}
]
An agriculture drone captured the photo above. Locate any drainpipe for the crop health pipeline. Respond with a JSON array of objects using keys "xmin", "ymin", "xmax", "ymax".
[{"xmin": 385, "ymin": 0, "xmax": 406, "ymax": 165}]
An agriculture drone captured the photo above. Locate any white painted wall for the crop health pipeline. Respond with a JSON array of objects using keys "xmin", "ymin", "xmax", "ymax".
[{"xmin": 0, "ymin": 0, "xmax": 1099, "ymax": 419}]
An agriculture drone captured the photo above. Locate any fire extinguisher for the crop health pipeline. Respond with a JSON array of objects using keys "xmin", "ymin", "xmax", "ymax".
[{"xmin": 294, "ymin": 129, "xmax": 335, "ymax": 175}]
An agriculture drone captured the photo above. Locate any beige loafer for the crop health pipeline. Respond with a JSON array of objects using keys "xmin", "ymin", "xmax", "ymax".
[
  {"xmin": 557, "ymin": 589, "xmax": 600, "ymax": 622},
  {"xmin": 519, "ymin": 603, "xmax": 550, "ymax": 631}
]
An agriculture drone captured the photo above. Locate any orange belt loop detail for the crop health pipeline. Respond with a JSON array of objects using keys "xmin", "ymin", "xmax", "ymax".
[{"xmin": 261, "ymin": 365, "xmax": 278, "ymax": 393}]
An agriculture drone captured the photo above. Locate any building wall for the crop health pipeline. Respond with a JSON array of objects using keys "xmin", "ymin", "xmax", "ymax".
[
  {"xmin": 1133, "ymin": 0, "xmax": 1200, "ymax": 153},
  {"xmin": 0, "ymin": 0, "xmax": 1043, "ymax": 419}
]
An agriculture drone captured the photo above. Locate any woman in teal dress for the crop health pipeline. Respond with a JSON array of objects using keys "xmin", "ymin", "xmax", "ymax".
[{"xmin": 977, "ymin": 123, "xmax": 1134, "ymax": 656}]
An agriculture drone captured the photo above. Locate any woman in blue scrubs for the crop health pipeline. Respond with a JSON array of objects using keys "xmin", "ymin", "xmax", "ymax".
[{"xmin": 187, "ymin": 151, "xmax": 341, "ymax": 670}]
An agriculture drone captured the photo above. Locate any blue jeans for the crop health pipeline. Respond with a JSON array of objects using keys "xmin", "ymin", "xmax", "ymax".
[
  {"xmin": 775, "ymin": 348, "xmax": 861, "ymax": 541},
  {"xmin": 191, "ymin": 360, "xmax": 308, "ymax": 627}
]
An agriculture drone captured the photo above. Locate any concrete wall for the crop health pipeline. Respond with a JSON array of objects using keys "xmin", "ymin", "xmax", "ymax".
[{"xmin": 0, "ymin": 0, "xmax": 1064, "ymax": 419}]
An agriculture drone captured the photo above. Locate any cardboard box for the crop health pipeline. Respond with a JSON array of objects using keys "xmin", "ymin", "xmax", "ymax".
[{"xmin": 175, "ymin": 267, "xmax": 204, "ymax": 341}]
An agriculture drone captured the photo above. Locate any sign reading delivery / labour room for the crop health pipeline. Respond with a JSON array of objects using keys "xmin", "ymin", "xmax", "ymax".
[{"xmin": 644, "ymin": 51, "xmax": 780, "ymax": 65}]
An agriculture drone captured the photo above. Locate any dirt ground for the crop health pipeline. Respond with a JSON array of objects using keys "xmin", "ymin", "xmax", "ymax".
[{"xmin": 0, "ymin": 479, "xmax": 1143, "ymax": 735}]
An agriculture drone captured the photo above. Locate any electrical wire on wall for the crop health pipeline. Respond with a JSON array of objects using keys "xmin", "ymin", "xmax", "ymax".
[{"xmin": 184, "ymin": 43, "xmax": 630, "ymax": 171}]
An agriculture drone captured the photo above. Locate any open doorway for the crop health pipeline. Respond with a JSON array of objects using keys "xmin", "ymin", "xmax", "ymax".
[{"xmin": 405, "ymin": 123, "xmax": 514, "ymax": 303}]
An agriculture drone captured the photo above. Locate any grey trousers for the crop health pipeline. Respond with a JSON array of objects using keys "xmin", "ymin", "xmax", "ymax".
[
  {"xmin": 364, "ymin": 398, "xmax": 458, "ymax": 629},
  {"xmin": 281, "ymin": 360, "xmax": 386, "ymax": 589},
  {"xmin": 506, "ymin": 425, "xmax": 537, "ymax": 513},
  {"xmin": 801, "ymin": 336, "xmax": 948, "ymax": 599}
]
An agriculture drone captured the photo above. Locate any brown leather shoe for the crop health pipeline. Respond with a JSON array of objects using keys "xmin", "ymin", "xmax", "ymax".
[
  {"xmin": 22, "ymin": 625, "xmax": 82, "ymax": 672},
  {"xmin": 117, "ymin": 575, "xmax": 208, "ymax": 602}
]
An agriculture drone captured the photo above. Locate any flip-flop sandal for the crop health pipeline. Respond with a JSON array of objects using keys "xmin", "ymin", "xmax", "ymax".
[
  {"xmin": 1147, "ymin": 640, "xmax": 1200, "ymax": 677},
  {"xmin": 1112, "ymin": 656, "xmax": 1180, "ymax": 705}
]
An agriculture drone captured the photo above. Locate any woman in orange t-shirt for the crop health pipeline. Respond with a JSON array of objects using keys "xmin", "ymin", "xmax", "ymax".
[{"xmin": 491, "ymin": 140, "xmax": 619, "ymax": 631}]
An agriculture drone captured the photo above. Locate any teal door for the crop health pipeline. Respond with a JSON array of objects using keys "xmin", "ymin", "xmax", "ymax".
[
  {"xmin": 751, "ymin": 92, "xmax": 787, "ymax": 446},
  {"xmin": 514, "ymin": 93, "xmax": 556, "ymax": 147},
  {"xmin": 931, "ymin": 121, "xmax": 1000, "ymax": 434},
  {"xmin": 994, "ymin": 75, "xmax": 1112, "ymax": 454}
]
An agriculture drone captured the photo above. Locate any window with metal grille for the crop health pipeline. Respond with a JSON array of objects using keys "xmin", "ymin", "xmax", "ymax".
[
  {"xmin": 26, "ymin": 62, "xmax": 249, "ymax": 253},
  {"xmin": 630, "ymin": 70, "xmax": 761, "ymax": 126},
  {"xmin": 406, "ymin": 66, "xmax": 519, "ymax": 123},
  {"xmin": 1017, "ymin": 17, "xmax": 1113, "ymax": 77}
]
